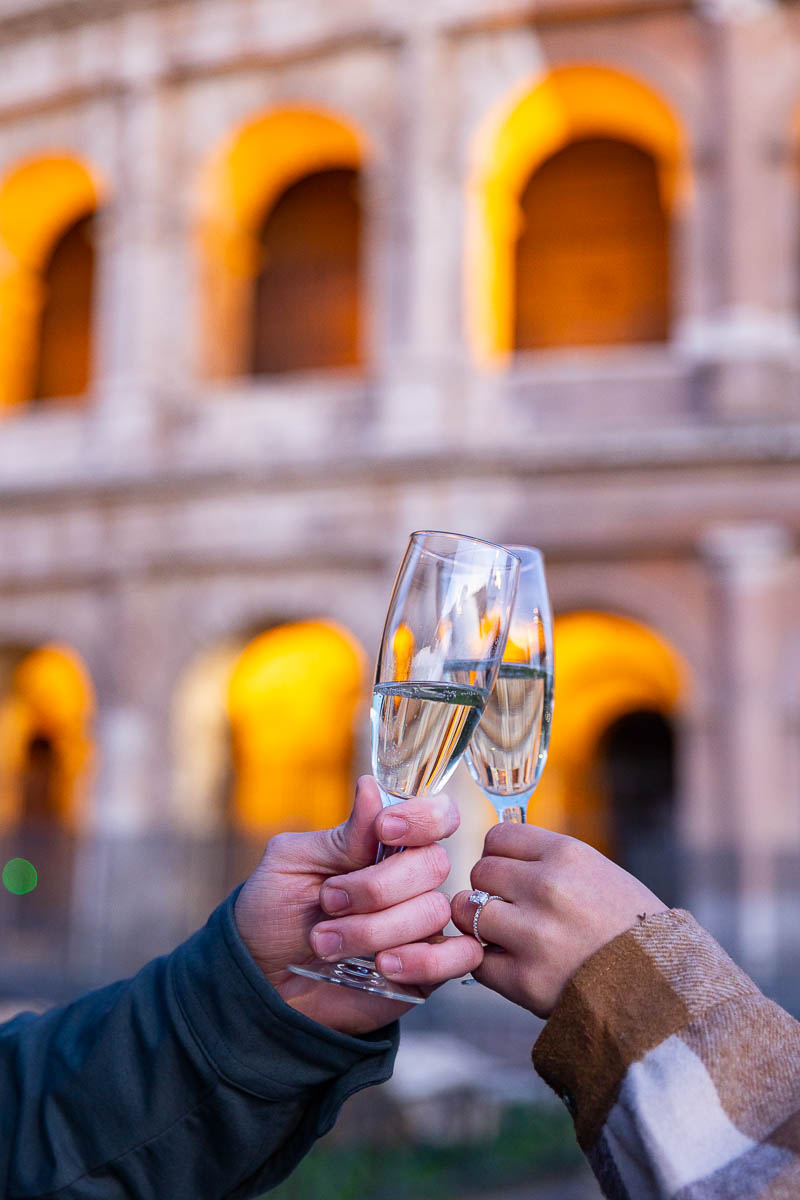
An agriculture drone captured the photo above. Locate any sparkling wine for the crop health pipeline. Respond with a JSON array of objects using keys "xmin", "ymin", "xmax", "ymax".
[
  {"xmin": 466, "ymin": 663, "xmax": 553, "ymax": 797},
  {"xmin": 371, "ymin": 681, "xmax": 487, "ymax": 801}
]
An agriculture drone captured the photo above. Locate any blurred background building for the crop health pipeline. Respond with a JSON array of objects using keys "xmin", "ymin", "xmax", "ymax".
[{"xmin": 1, "ymin": 0, "xmax": 800, "ymax": 1058}]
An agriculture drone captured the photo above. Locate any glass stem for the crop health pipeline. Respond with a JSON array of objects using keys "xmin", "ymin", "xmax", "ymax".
[
  {"xmin": 375, "ymin": 841, "xmax": 404, "ymax": 863},
  {"xmin": 500, "ymin": 804, "xmax": 525, "ymax": 824}
]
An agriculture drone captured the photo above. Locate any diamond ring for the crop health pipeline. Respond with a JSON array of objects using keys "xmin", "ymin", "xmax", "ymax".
[{"xmin": 468, "ymin": 888, "xmax": 504, "ymax": 946}]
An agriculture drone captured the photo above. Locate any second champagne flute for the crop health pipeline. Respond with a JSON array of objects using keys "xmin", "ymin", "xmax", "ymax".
[
  {"xmin": 288, "ymin": 530, "xmax": 520, "ymax": 1002},
  {"xmin": 465, "ymin": 545, "xmax": 554, "ymax": 825}
]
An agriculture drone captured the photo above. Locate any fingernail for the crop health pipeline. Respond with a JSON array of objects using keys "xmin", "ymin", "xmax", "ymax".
[
  {"xmin": 381, "ymin": 954, "xmax": 403, "ymax": 976},
  {"xmin": 313, "ymin": 931, "xmax": 342, "ymax": 958},
  {"xmin": 322, "ymin": 887, "xmax": 349, "ymax": 913},
  {"xmin": 380, "ymin": 814, "xmax": 408, "ymax": 840}
]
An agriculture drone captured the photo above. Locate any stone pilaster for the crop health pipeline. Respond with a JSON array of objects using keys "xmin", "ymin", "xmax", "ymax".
[
  {"xmin": 379, "ymin": 27, "xmax": 462, "ymax": 449},
  {"xmin": 700, "ymin": 522, "xmax": 792, "ymax": 980},
  {"xmin": 683, "ymin": 0, "xmax": 799, "ymax": 419}
]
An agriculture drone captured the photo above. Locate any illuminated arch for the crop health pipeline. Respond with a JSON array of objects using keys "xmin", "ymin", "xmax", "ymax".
[
  {"xmin": 533, "ymin": 612, "xmax": 685, "ymax": 853},
  {"xmin": 0, "ymin": 155, "xmax": 105, "ymax": 411},
  {"xmin": 0, "ymin": 643, "xmax": 96, "ymax": 832},
  {"xmin": 198, "ymin": 108, "xmax": 366, "ymax": 379},
  {"xmin": 227, "ymin": 620, "xmax": 366, "ymax": 836},
  {"xmin": 466, "ymin": 64, "xmax": 689, "ymax": 363},
  {"xmin": 171, "ymin": 638, "xmax": 243, "ymax": 835}
]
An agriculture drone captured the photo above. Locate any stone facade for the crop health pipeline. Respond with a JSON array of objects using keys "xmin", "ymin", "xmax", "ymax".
[{"xmin": 1, "ymin": 0, "xmax": 800, "ymax": 1004}]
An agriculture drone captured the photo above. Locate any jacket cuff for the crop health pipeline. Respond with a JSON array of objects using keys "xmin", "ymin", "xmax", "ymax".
[
  {"xmin": 532, "ymin": 909, "xmax": 758, "ymax": 1150},
  {"xmin": 170, "ymin": 889, "xmax": 399, "ymax": 1105}
]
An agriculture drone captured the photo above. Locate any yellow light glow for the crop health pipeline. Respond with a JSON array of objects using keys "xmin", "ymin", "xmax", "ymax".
[
  {"xmin": 227, "ymin": 620, "xmax": 366, "ymax": 835},
  {"xmin": 503, "ymin": 627, "xmax": 537, "ymax": 663},
  {"xmin": 532, "ymin": 612, "xmax": 685, "ymax": 851},
  {"xmin": 391, "ymin": 622, "xmax": 415, "ymax": 682},
  {"xmin": 0, "ymin": 155, "xmax": 104, "ymax": 411},
  {"xmin": 198, "ymin": 107, "xmax": 366, "ymax": 379},
  {"xmin": 466, "ymin": 64, "xmax": 690, "ymax": 364},
  {"xmin": 0, "ymin": 643, "xmax": 95, "ymax": 831},
  {"xmin": 479, "ymin": 608, "xmax": 502, "ymax": 646}
]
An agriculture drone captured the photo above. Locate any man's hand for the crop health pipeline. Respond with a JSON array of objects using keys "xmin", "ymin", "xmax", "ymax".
[
  {"xmin": 235, "ymin": 776, "xmax": 483, "ymax": 1036},
  {"xmin": 451, "ymin": 824, "xmax": 667, "ymax": 1019}
]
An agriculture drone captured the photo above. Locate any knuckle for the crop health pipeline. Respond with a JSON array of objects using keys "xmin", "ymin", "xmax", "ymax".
[
  {"xmin": 450, "ymin": 890, "xmax": 471, "ymax": 926},
  {"xmin": 359, "ymin": 913, "xmax": 381, "ymax": 948},
  {"xmin": 483, "ymin": 824, "xmax": 505, "ymax": 855},
  {"xmin": 422, "ymin": 890, "xmax": 451, "ymax": 932},
  {"xmin": 424, "ymin": 843, "xmax": 451, "ymax": 885},
  {"xmin": 470, "ymin": 857, "xmax": 492, "ymax": 890},
  {"xmin": 533, "ymin": 866, "xmax": 565, "ymax": 908},
  {"xmin": 363, "ymin": 871, "xmax": 391, "ymax": 912},
  {"xmin": 264, "ymin": 831, "xmax": 298, "ymax": 860},
  {"xmin": 400, "ymin": 943, "xmax": 430, "ymax": 974},
  {"xmin": 412, "ymin": 814, "xmax": 444, "ymax": 843},
  {"xmin": 427, "ymin": 794, "xmax": 455, "ymax": 832},
  {"xmin": 550, "ymin": 835, "xmax": 584, "ymax": 870}
]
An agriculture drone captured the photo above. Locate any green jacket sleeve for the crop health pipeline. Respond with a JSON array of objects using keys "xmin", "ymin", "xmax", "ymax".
[{"xmin": 0, "ymin": 890, "xmax": 399, "ymax": 1199}]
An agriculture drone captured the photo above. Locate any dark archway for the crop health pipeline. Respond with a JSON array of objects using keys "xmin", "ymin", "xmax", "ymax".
[
  {"xmin": 250, "ymin": 168, "xmax": 362, "ymax": 374},
  {"xmin": 34, "ymin": 212, "xmax": 96, "ymax": 401},
  {"xmin": 20, "ymin": 734, "xmax": 59, "ymax": 824},
  {"xmin": 598, "ymin": 708, "xmax": 679, "ymax": 907},
  {"xmin": 514, "ymin": 138, "xmax": 669, "ymax": 350}
]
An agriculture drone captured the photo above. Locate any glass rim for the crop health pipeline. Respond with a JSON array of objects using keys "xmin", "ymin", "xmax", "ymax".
[
  {"xmin": 505, "ymin": 543, "xmax": 544, "ymax": 571},
  {"xmin": 408, "ymin": 530, "xmax": 522, "ymax": 568}
]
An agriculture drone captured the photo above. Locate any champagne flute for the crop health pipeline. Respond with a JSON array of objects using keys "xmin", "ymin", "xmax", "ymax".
[
  {"xmin": 288, "ymin": 530, "xmax": 520, "ymax": 1003},
  {"xmin": 464, "ymin": 546, "xmax": 553, "ymax": 825}
]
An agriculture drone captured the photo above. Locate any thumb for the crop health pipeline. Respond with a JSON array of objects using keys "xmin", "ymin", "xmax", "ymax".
[{"xmin": 327, "ymin": 775, "xmax": 384, "ymax": 870}]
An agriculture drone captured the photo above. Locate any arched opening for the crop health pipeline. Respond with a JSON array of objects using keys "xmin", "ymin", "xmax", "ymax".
[
  {"xmin": 34, "ymin": 212, "xmax": 96, "ymax": 401},
  {"xmin": 533, "ymin": 612, "xmax": 685, "ymax": 901},
  {"xmin": 513, "ymin": 138, "xmax": 669, "ymax": 350},
  {"xmin": 170, "ymin": 619, "xmax": 366, "ymax": 889},
  {"xmin": 0, "ymin": 643, "xmax": 95, "ymax": 831},
  {"xmin": 0, "ymin": 155, "xmax": 104, "ymax": 411},
  {"xmin": 199, "ymin": 108, "xmax": 366, "ymax": 380},
  {"xmin": 20, "ymin": 733, "xmax": 60, "ymax": 824},
  {"xmin": 598, "ymin": 708, "xmax": 678, "ymax": 905},
  {"xmin": 228, "ymin": 620, "xmax": 365, "ymax": 836},
  {"xmin": 251, "ymin": 168, "xmax": 362, "ymax": 374},
  {"xmin": 466, "ymin": 64, "xmax": 688, "ymax": 363},
  {"xmin": 0, "ymin": 644, "xmax": 95, "ymax": 940}
]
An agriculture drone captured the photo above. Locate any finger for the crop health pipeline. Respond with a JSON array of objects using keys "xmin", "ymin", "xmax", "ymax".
[
  {"xmin": 450, "ymin": 888, "xmax": 520, "ymax": 948},
  {"xmin": 482, "ymin": 822, "xmax": 563, "ymax": 862},
  {"xmin": 320, "ymin": 843, "xmax": 450, "ymax": 916},
  {"xmin": 376, "ymin": 934, "xmax": 484, "ymax": 986},
  {"xmin": 376, "ymin": 792, "xmax": 460, "ymax": 847},
  {"xmin": 310, "ymin": 890, "xmax": 451, "ymax": 961},
  {"xmin": 468, "ymin": 855, "xmax": 533, "ymax": 903},
  {"xmin": 329, "ymin": 776, "xmax": 384, "ymax": 869},
  {"xmin": 471, "ymin": 944, "xmax": 526, "ymax": 1004}
]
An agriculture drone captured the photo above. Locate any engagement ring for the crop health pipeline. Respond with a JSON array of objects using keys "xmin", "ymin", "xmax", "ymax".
[{"xmin": 468, "ymin": 888, "xmax": 504, "ymax": 946}]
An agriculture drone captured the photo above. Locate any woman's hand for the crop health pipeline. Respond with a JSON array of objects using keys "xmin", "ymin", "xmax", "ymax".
[{"xmin": 451, "ymin": 824, "xmax": 667, "ymax": 1018}]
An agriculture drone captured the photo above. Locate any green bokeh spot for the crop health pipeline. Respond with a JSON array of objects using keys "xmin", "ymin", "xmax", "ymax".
[{"xmin": 2, "ymin": 858, "xmax": 38, "ymax": 895}]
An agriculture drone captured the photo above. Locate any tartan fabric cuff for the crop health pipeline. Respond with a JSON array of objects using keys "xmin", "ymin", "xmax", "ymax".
[{"xmin": 532, "ymin": 909, "xmax": 756, "ymax": 1149}]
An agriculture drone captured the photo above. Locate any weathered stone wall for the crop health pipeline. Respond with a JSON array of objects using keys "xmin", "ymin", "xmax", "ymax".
[{"xmin": 1, "ymin": 0, "xmax": 799, "ymax": 1000}]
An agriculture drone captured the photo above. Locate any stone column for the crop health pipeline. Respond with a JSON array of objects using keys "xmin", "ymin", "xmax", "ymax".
[
  {"xmin": 379, "ymin": 28, "xmax": 463, "ymax": 449},
  {"xmin": 700, "ymin": 522, "xmax": 792, "ymax": 982},
  {"xmin": 683, "ymin": 0, "xmax": 796, "ymax": 419},
  {"xmin": 678, "ymin": 701, "xmax": 718, "ymax": 912},
  {"xmin": 68, "ymin": 582, "xmax": 180, "ymax": 980},
  {"xmin": 91, "ymin": 76, "xmax": 176, "ymax": 470}
]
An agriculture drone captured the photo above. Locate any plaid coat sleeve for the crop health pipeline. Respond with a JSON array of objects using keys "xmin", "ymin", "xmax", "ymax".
[{"xmin": 532, "ymin": 909, "xmax": 800, "ymax": 1199}]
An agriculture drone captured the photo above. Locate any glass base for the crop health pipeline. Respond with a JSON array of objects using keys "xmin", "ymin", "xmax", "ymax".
[
  {"xmin": 499, "ymin": 804, "xmax": 526, "ymax": 824},
  {"xmin": 287, "ymin": 957, "xmax": 426, "ymax": 1004}
]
